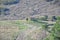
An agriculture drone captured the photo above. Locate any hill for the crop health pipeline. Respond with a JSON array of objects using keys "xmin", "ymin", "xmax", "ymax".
[{"xmin": 0, "ymin": 0, "xmax": 60, "ymax": 20}]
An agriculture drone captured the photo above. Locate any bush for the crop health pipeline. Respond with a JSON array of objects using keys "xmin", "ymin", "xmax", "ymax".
[
  {"xmin": 1, "ymin": 0, "xmax": 20, "ymax": 5},
  {"xmin": 0, "ymin": 7, "xmax": 10, "ymax": 15},
  {"xmin": 52, "ymin": 16, "xmax": 57, "ymax": 21},
  {"xmin": 39, "ymin": 15, "xmax": 48, "ymax": 21},
  {"xmin": 46, "ymin": 0, "xmax": 53, "ymax": 2},
  {"xmin": 45, "ymin": 18, "xmax": 60, "ymax": 40}
]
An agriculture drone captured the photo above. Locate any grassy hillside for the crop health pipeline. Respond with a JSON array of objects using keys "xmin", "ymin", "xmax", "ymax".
[
  {"xmin": 0, "ymin": 16, "xmax": 60, "ymax": 40},
  {"xmin": 0, "ymin": 19, "xmax": 48, "ymax": 40},
  {"xmin": 0, "ymin": 20, "xmax": 29, "ymax": 40}
]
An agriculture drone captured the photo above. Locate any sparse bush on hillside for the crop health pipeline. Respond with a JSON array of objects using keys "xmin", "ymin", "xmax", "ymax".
[
  {"xmin": 46, "ymin": 0, "xmax": 53, "ymax": 2},
  {"xmin": 46, "ymin": 0, "xmax": 60, "ymax": 6},
  {"xmin": 0, "ymin": 0, "xmax": 20, "ymax": 5},
  {"xmin": 52, "ymin": 16, "xmax": 57, "ymax": 21},
  {"xmin": 26, "ymin": 18, "xmax": 29, "ymax": 21},
  {"xmin": 56, "ymin": 16, "xmax": 60, "ymax": 20},
  {"xmin": 44, "ymin": 16, "xmax": 60, "ymax": 40},
  {"xmin": 52, "ymin": 0, "xmax": 60, "ymax": 5},
  {"xmin": 0, "ymin": 0, "xmax": 20, "ymax": 20},
  {"xmin": 39, "ymin": 15, "xmax": 48, "ymax": 21},
  {"xmin": 0, "ymin": 7, "xmax": 10, "ymax": 15}
]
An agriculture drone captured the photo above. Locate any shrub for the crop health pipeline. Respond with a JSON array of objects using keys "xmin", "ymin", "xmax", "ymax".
[
  {"xmin": 46, "ymin": 0, "xmax": 53, "ymax": 2},
  {"xmin": 0, "ymin": 7, "xmax": 10, "ymax": 15},
  {"xmin": 52, "ymin": 16, "xmax": 57, "ymax": 21},
  {"xmin": 45, "ymin": 17, "xmax": 60, "ymax": 40},
  {"xmin": 39, "ymin": 15, "xmax": 48, "ymax": 21},
  {"xmin": 1, "ymin": 0, "xmax": 20, "ymax": 5}
]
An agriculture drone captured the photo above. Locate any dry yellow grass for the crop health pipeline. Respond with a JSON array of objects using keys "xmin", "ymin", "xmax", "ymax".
[{"xmin": 0, "ymin": 20, "xmax": 28, "ymax": 40}]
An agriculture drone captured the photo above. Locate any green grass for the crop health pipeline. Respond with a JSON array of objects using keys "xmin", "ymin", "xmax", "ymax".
[
  {"xmin": 0, "ymin": 20, "xmax": 29, "ymax": 40},
  {"xmin": 0, "ymin": 16, "xmax": 58, "ymax": 40},
  {"xmin": 26, "ymin": 18, "xmax": 48, "ymax": 27},
  {"xmin": 0, "ymin": 19, "xmax": 48, "ymax": 40},
  {"xmin": 44, "ymin": 16, "xmax": 60, "ymax": 40},
  {"xmin": 0, "ymin": 20, "xmax": 28, "ymax": 30}
]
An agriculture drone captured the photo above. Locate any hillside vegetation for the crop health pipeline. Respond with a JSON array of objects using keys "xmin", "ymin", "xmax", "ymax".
[
  {"xmin": 0, "ymin": 16, "xmax": 59, "ymax": 40},
  {"xmin": 0, "ymin": 20, "xmax": 29, "ymax": 40}
]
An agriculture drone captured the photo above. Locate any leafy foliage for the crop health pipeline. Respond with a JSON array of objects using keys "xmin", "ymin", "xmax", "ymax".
[
  {"xmin": 52, "ymin": 16, "xmax": 57, "ymax": 21},
  {"xmin": 45, "ymin": 16, "xmax": 60, "ymax": 40}
]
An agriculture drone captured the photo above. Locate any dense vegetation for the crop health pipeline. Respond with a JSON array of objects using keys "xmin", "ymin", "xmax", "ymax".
[
  {"xmin": 0, "ymin": 16, "xmax": 60, "ymax": 40},
  {"xmin": 44, "ymin": 16, "xmax": 60, "ymax": 40},
  {"xmin": 30, "ymin": 16, "xmax": 60, "ymax": 40}
]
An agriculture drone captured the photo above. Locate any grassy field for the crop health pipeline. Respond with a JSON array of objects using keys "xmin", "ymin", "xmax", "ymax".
[
  {"xmin": 0, "ymin": 19, "xmax": 46, "ymax": 40},
  {"xmin": 0, "ymin": 16, "xmax": 57, "ymax": 40},
  {"xmin": 0, "ymin": 20, "xmax": 29, "ymax": 40}
]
